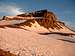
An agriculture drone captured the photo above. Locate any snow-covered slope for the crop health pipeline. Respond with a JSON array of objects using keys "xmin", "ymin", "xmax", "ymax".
[{"xmin": 0, "ymin": 27, "xmax": 75, "ymax": 56}]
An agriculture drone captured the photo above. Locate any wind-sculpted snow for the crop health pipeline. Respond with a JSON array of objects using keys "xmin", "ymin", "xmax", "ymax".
[{"xmin": 0, "ymin": 28, "xmax": 75, "ymax": 56}]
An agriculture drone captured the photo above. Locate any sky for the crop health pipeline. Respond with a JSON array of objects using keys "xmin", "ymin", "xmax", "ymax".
[{"xmin": 0, "ymin": 0, "xmax": 75, "ymax": 28}]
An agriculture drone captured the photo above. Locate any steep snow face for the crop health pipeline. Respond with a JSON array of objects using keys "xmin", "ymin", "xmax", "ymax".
[
  {"xmin": 17, "ymin": 19, "xmax": 74, "ymax": 33},
  {"xmin": 48, "ymin": 22, "xmax": 74, "ymax": 33},
  {"xmin": 19, "ymin": 21, "xmax": 50, "ymax": 33}
]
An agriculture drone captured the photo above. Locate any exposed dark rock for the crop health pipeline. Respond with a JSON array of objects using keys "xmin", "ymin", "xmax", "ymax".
[{"xmin": 0, "ymin": 49, "xmax": 16, "ymax": 56}]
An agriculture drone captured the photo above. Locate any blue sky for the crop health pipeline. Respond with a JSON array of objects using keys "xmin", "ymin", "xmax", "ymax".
[{"xmin": 0, "ymin": 0, "xmax": 75, "ymax": 28}]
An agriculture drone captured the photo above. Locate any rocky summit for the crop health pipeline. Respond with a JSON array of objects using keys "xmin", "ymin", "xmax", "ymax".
[{"xmin": 1, "ymin": 9, "xmax": 75, "ymax": 33}]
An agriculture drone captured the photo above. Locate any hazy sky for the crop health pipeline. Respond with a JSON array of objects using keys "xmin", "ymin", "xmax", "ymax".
[{"xmin": 0, "ymin": 0, "xmax": 75, "ymax": 28}]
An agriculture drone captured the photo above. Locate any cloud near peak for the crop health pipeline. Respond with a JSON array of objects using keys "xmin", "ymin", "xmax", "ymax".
[{"xmin": 0, "ymin": 4, "xmax": 24, "ymax": 16}]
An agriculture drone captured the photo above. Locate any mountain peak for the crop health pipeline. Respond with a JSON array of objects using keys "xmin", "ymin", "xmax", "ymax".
[{"xmin": 1, "ymin": 9, "xmax": 75, "ymax": 33}]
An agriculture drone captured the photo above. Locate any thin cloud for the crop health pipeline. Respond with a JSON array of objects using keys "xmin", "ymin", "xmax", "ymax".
[{"xmin": 0, "ymin": 3, "xmax": 24, "ymax": 16}]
